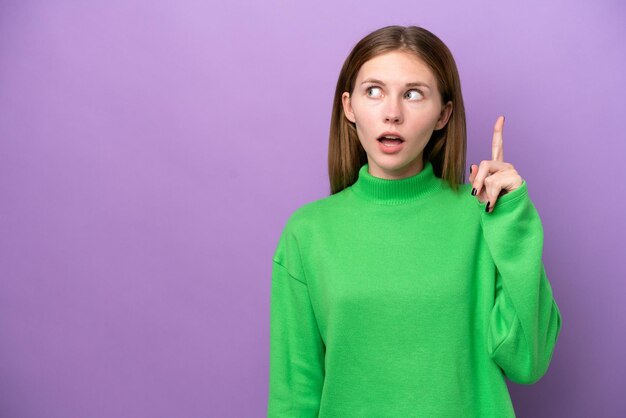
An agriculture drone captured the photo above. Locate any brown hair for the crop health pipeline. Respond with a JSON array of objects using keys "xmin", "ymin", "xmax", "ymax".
[{"xmin": 328, "ymin": 25, "xmax": 467, "ymax": 194}]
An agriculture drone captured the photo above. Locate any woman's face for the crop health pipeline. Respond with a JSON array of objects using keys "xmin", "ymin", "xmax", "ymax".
[{"xmin": 342, "ymin": 50, "xmax": 452, "ymax": 179}]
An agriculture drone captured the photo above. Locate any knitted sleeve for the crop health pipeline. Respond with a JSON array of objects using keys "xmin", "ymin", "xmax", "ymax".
[
  {"xmin": 267, "ymin": 217, "xmax": 325, "ymax": 417},
  {"xmin": 478, "ymin": 180, "xmax": 563, "ymax": 385}
]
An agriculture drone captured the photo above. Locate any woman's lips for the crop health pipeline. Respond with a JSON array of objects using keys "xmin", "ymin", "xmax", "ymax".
[{"xmin": 377, "ymin": 139, "xmax": 404, "ymax": 154}]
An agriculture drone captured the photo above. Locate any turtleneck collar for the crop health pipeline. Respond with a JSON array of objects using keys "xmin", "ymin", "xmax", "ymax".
[{"xmin": 350, "ymin": 160, "xmax": 442, "ymax": 205}]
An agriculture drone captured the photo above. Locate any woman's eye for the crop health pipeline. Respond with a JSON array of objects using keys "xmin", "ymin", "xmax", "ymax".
[
  {"xmin": 406, "ymin": 89, "xmax": 423, "ymax": 100},
  {"xmin": 367, "ymin": 86, "xmax": 422, "ymax": 99},
  {"xmin": 366, "ymin": 86, "xmax": 382, "ymax": 97}
]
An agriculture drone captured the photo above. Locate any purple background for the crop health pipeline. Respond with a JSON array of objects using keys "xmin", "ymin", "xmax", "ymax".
[{"xmin": 0, "ymin": 0, "xmax": 624, "ymax": 417}]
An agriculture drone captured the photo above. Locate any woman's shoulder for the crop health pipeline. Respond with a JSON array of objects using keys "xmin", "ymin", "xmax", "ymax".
[
  {"xmin": 283, "ymin": 188, "xmax": 351, "ymax": 230},
  {"xmin": 273, "ymin": 189, "xmax": 351, "ymax": 265}
]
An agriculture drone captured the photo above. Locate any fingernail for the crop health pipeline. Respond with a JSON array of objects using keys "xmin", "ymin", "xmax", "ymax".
[
  {"xmin": 485, "ymin": 201, "xmax": 490, "ymax": 212},
  {"xmin": 471, "ymin": 188, "xmax": 477, "ymax": 196}
]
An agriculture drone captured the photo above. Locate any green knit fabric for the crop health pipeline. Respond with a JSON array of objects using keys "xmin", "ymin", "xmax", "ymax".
[{"xmin": 268, "ymin": 160, "xmax": 563, "ymax": 417}]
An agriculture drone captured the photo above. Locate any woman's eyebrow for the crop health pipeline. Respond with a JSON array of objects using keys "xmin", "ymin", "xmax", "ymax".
[{"xmin": 360, "ymin": 78, "xmax": 431, "ymax": 89}]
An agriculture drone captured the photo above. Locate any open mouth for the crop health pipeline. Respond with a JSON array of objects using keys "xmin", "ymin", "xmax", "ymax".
[{"xmin": 377, "ymin": 135, "xmax": 405, "ymax": 146}]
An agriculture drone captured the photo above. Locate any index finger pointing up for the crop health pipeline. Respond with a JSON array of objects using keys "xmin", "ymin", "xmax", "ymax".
[{"xmin": 492, "ymin": 115, "xmax": 505, "ymax": 162}]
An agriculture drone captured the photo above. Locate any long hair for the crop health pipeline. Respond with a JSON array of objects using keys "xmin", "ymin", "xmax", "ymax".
[{"xmin": 328, "ymin": 25, "xmax": 467, "ymax": 194}]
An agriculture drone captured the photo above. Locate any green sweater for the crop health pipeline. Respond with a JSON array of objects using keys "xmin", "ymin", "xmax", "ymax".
[{"xmin": 268, "ymin": 160, "xmax": 562, "ymax": 417}]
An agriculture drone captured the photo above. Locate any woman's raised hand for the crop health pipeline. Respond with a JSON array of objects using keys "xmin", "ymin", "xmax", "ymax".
[{"xmin": 469, "ymin": 115, "xmax": 524, "ymax": 213}]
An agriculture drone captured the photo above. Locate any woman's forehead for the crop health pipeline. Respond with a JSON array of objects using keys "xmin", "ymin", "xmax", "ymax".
[{"xmin": 357, "ymin": 51, "xmax": 436, "ymax": 86}]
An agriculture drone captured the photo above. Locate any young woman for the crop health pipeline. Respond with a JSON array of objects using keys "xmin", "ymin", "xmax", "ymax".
[{"xmin": 268, "ymin": 25, "xmax": 562, "ymax": 417}]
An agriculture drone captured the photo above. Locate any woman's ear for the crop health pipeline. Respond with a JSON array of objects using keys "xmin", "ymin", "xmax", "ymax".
[
  {"xmin": 434, "ymin": 101, "xmax": 453, "ymax": 130},
  {"xmin": 341, "ymin": 92, "xmax": 356, "ymax": 123}
]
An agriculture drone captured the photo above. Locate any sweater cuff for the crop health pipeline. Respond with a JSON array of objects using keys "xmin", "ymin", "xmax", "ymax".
[{"xmin": 476, "ymin": 180, "xmax": 528, "ymax": 212}]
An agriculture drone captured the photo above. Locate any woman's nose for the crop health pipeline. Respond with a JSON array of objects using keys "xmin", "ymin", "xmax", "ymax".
[{"xmin": 384, "ymin": 100, "xmax": 403, "ymax": 124}]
